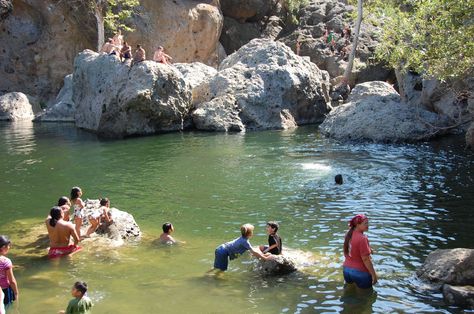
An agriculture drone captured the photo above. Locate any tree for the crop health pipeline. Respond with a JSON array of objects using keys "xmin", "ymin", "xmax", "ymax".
[{"xmin": 343, "ymin": 0, "xmax": 363, "ymax": 85}]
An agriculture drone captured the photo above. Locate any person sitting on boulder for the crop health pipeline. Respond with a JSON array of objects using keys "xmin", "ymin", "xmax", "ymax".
[
  {"xmin": 100, "ymin": 38, "xmax": 119, "ymax": 55},
  {"xmin": 85, "ymin": 198, "xmax": 113, "ymax": 237},
  {"xmin": 121, "ymin": 42, "xmax": 132, "ymax": 62},
  {"xmin": 46, "ymin": 207, "xmax": 82, "ymax": 259},
  {"xmin": 209, "ymin": 224, "xmax": 273, "ymax": 273},
  {"xmin": 58, "ymin": 196, "xmax": 71, "ymax": 222},
  {"xmin": 112, "ymin": 29, "xmax": 123, "ymax": 47},
  {"xmin": 259, "ymin": 221, "xmax": 282, "ymax": 255},
  {"xmin": 153, "ymin": 46, "xmax": 172, "ymax": 65},
  {"xmin": 133, "ymin": 44, "xmax": 146, "ymax": 65}
]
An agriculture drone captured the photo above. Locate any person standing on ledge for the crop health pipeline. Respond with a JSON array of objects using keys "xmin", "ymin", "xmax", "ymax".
[
  {"xmin": 342, "ymin": 214, "xmax": 378, "ymax": 289},
  {"xmin": 46, "ymin": 207, "xmax": 82, "ymax": 259}
]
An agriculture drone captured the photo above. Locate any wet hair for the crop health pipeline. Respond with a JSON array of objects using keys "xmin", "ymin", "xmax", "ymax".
[
  {"xmin": 0, "ymin": 235, "xmax": 11, "ymax": 248},
  {"xmin": 137, "ymin": 44, "xmax": 141, "ymax": 48},
  {"xmin": 73, "ymin": 281, "xmax": 88, "ymax": 295},
  {"xmin": 49, "ymin": 206, "xmax": 62, "ymax": 227},
  {"xmin": 70, "ymin": 187, "xmax": 82, "ymax": 200},
  {"xmin": 267, "ymin": 221, "xmax": 279, "ymax": 233},
  {"xmin": 162, "ymin": 222, "xmax": 173, "ymax": 233},
  {"xmin": 335, "ymin": 174, "xmax": 343, "ymax": 185},
  {"xmin": 58, "ymin": 196, "xmax": 70, "ymax": 207},
  {"xmin": 240, "ymin": 224, "xmax": 254, "ymax": 238},
  {"xmin": 100, "ymin": 198, "xmax": 109, "ymax": 206}
]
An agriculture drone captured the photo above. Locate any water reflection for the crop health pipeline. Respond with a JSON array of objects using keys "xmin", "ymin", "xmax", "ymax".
[{"xmin": 1, "ymin": 121, "xmax": 36, "ymax": 155}]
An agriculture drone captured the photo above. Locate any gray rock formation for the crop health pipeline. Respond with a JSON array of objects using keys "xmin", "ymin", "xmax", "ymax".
[
  {"xmin": 418, "ymin": 249, "xmax": 474, "ymax": 309},
  {"xmin": 0, "ymin": 0, "xmax": 12, "ymax": 21},
  {"xmin": 174, "ymin": 62, "xmax": 218, "ymax": 104},
  {"xmin": 81, "ymin": 199, "xmax": 141, "ymax": 242},
  {"xmin": 0, "ymin": 92, "xmax": 40, "ymax": 121},
  {"xmin": 256, "ymin": 255, "xmax": 297, "ymax": 276},
  {"xmin": 319, "ymin": 81, "xmax": 449, "ymax": 142},
  {"xmin": 35, "ymin": 74, "xmax": 75, "ymax": 122},
  {"xmin": 73, "ymin": 50, "xmax": 192, "ymax": 138},
  {"xmin": 279, "ymin": 0, "xmax": 392, "ymax": 83},
  {"xmin": 0, "ymin": 1, "xmax": 96, "ymax": 102},
  {"xmin": 192, "ymin": 38, "xmax": 330, "ymax": 132},
  {"xmin": 442, "ymin": 284, "xmax": 474, "ymax": 309},
  {"xmin": 417, "ymin": 248, "xmax": 474, "ymax": 287}
]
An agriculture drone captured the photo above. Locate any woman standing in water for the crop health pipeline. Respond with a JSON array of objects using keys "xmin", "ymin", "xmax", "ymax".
[
  {"xmin": 71, "ymin": 187, "xmax": 85, "ymax": 238},
  {"xmin": 343, "ymin": 214, "xmax": 378, "ymax": 289}
]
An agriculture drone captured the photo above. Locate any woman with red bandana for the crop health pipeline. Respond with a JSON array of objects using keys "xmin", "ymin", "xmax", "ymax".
[{"xmin": 343, "ymin": 214, "xmax": 378, "ymax": 289}]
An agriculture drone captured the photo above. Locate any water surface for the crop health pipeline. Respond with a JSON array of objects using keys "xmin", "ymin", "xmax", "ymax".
[{"xmin": 0, "ymin": 121, "xmax": 473, "ymax": 313}]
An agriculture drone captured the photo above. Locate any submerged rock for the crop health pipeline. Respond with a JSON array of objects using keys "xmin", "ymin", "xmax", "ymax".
[
  {"xmin": 73, "ymin": 50, "xmax": 192, "ymax": 138},
  {"xmin": 80, "ymin": 199, "xmax": 141, "ymax": 243},
  {"xmin": 443, "ymin": 284, "xmax": 474, "ymax": 309},
  {"xmin": 319, "ymin": 81, "xmax": 449, "ymax": 142},
  {"xmin": 0, "ymin": 92, "xmax": 40, "ymax": 121},
  {"xmin": 257, "ymin": 254, "xmax": 297, "ymax": 276},
  {"xmin": 192, "ymin": 38, "xmax": 331, "ymax": 132}
]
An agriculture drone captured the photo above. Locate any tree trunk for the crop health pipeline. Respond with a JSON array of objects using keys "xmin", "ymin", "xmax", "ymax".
[
  {"xmin": 343, "ymin": 0, "xmax": 363, "ymax": 85},
  {"xmin": 95, "ymin": 6, "xmax": 105, "ymax": 51}
]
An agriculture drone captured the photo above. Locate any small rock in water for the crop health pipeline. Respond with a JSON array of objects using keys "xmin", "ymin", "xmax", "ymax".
[{"xmin": 257, "ymin": 255, "xmax": 297, "ymax": 276}]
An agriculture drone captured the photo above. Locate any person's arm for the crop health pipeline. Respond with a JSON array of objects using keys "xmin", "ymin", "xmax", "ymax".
[
  {"xmin": 164, "ymin": 53, "xmax": 173, "ymax": 60},
  {"xmin": 6, "ymin": 267, "xmax": 18, "ymax": 301},
  {"xmin": 70, "ymin": 224, "xmax": 80, "ymax": 245},
  {"xmin": 249, "ymin": 247, "xmax": 272, "ymax": 260},
  {"xmin": 361, "ymin": 255, "xmax": 378, "ymax": 285},
  {"xmin": 263, "ymin": 243, "xmax": 278, "ymax": 253}
]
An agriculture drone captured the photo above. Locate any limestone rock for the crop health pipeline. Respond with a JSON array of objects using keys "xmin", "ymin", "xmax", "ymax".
[
  {"xmin": 73, "ymin": 50, "xmax": 192, "ymax": 139},
  {"xmin": 0, "ymin": 1, "xmax": 96, "ymax": 102},
  {"xmin": 221, "ymin": 0, "xmax": 271, "ymax": 22},
  {"xmin": 0, "ymin": 92, "xmax": 39, "ymax": 121},
  {"xmin": 395, "ymin": 69, "xmax": 423, "ymax": 106},
  {"xmin": 127, "ymin": 0, "xmax": 223, "ymax": 67},
  {"xmin": 257, "ymin": 255, "xmax": 297, "ymax": 276},
  {"xmin": 174, "ymin": 62, "xmax": 217, "ymax": 105},
  {"xmin": 319, "ymin": 81, "xmax": 449, "ymax": 142},
  {"xmin": 35, "ymin": 74, "xmax": 75, "ymax": 122},
  {"xmin": 220, "ymin": 17, "xmax": 262, "ymax": 55},
  {"xmin": 417, "ymin": 249, "xmax": 474, "ymax": 286},
  {"xmin": 81, "ymin": 199, "xmax": 141, "ymax": 242},
  {"xmin": 192, "ymin": 39, "xmax": 331, "ymax": 132},
  {"xmin": 467, "ymin": 122, "xmax": 474, "ymax": 150},
  {"xmin": 442, "ymin": 284, "xmax": 474, "ymax": 309}
]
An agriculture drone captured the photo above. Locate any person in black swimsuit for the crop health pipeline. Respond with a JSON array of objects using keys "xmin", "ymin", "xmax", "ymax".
[{"xmin": 259, "ymin": 221, "xmax": 282, "ymax": 255}]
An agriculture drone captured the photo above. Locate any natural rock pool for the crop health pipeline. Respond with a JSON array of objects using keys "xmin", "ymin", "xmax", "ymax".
[{"xmin": 0, "ymin": 121, "xmax": 473, "ymax": 313}]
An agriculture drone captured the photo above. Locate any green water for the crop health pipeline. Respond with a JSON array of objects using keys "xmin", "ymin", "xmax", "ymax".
[{"xmin": 0, "ymin": 121, "xmax": 473, "ymax": 313}]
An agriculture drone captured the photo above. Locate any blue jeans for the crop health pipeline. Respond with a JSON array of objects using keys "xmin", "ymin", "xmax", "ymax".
[
  {"xmin": 214, "ymin": 245, "xmax": 229, "ymax": 271},
  {"xmin": 343, "ymin": 267, "xmax": 373, "ymax": 289}
]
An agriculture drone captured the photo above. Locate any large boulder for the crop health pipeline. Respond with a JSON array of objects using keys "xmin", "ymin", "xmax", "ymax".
[
  {"xmin": 174, "ymin": 62, "xmax": 218, "ymax": 105},
  {"xmin": 126, "ymin": 0, "xmax": 223, "ymax": 67},
  {"xmin": 0, "ymin": 1, "xmax": 96, "ymax": 102},
  {"xmin": 319, "ymin": 81, "xmax": 449, "ymax": 142},
  {"xmin": 73, "ymin": 50, "xmax": 192, "ymax": 138},
  {"xmin": 0, "ymin": 92, "xmax": 40, "ymax": 121},
  {"xmin": 35, "ymin": 74, "xmax": 75, "ymax": 122},
  {"xmin": 417, "ymin": 249, "xmax": 474, "ymax": 286},
  {"xmin": 192, "ymin": 38, "xmax": 331, "ymax": 132},
  {"xmin": 81, "ymin": 199, "xmax": 141, "ymax": 242}
]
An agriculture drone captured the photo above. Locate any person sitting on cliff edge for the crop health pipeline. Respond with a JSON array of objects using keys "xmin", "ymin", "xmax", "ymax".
[
  {"xmin": 133, "ymin": 44, "xmax": 146, "ymax": 65},
  {"xmin": 100, "ymin": 38, "xmax": 120, "ymax": 56},
  {"xmin": 153, "ymin": 46, "xmax": 173, "ymax": 65}
]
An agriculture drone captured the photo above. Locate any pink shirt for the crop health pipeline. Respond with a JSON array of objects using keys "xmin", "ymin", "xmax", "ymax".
[
  {"xmin": 343, "ymin": 230, "xmax": 371, "ymax": 273},
  {"xmin": 0, "ymin": 256, "xmax": 12, "ymax": 289}
]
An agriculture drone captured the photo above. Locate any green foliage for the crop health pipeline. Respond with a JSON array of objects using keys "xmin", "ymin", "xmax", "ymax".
[
  {"xmin": 104, "ymin": 0, "xmax": 139, "ymax": 37},
  {"xmin": 283, "ymin": 0, "xmax": 309, "ymax": 24},
  {"xmin": 364, "ymin": 0, "xmax": 474, "ymax": 80}
]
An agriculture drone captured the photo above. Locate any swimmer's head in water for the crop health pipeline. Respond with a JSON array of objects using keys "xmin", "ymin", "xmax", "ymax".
[
  {"xmin": 70, "ymin": 187, "xmax": 82, "ymax": 200},
  {"xmin": 162, "ymin": 222, "xmax": 174, "ymax": 233},
  {"xmin": 335, "ymin": 174, "xmax": 343, "ymax": 184}
]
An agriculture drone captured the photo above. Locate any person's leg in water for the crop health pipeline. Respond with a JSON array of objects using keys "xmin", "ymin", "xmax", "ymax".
[{"xmin": 85, "ymin": 217, "xmax": 99, "ymax": 237}]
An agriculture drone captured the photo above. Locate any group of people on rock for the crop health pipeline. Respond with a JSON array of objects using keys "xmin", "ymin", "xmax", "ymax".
[
  {"xmin": 99, "ymin": 30, "xmax": 173, "ymax": 65},
  {"xmin": 0, "ymin": 175, "xmax": 377, "ymax": 313}
]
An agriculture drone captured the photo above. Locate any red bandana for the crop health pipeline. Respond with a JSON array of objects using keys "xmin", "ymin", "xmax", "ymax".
[{"xmin": 349, "ymin": 214, "xmax": 368, "ymax": 228}]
